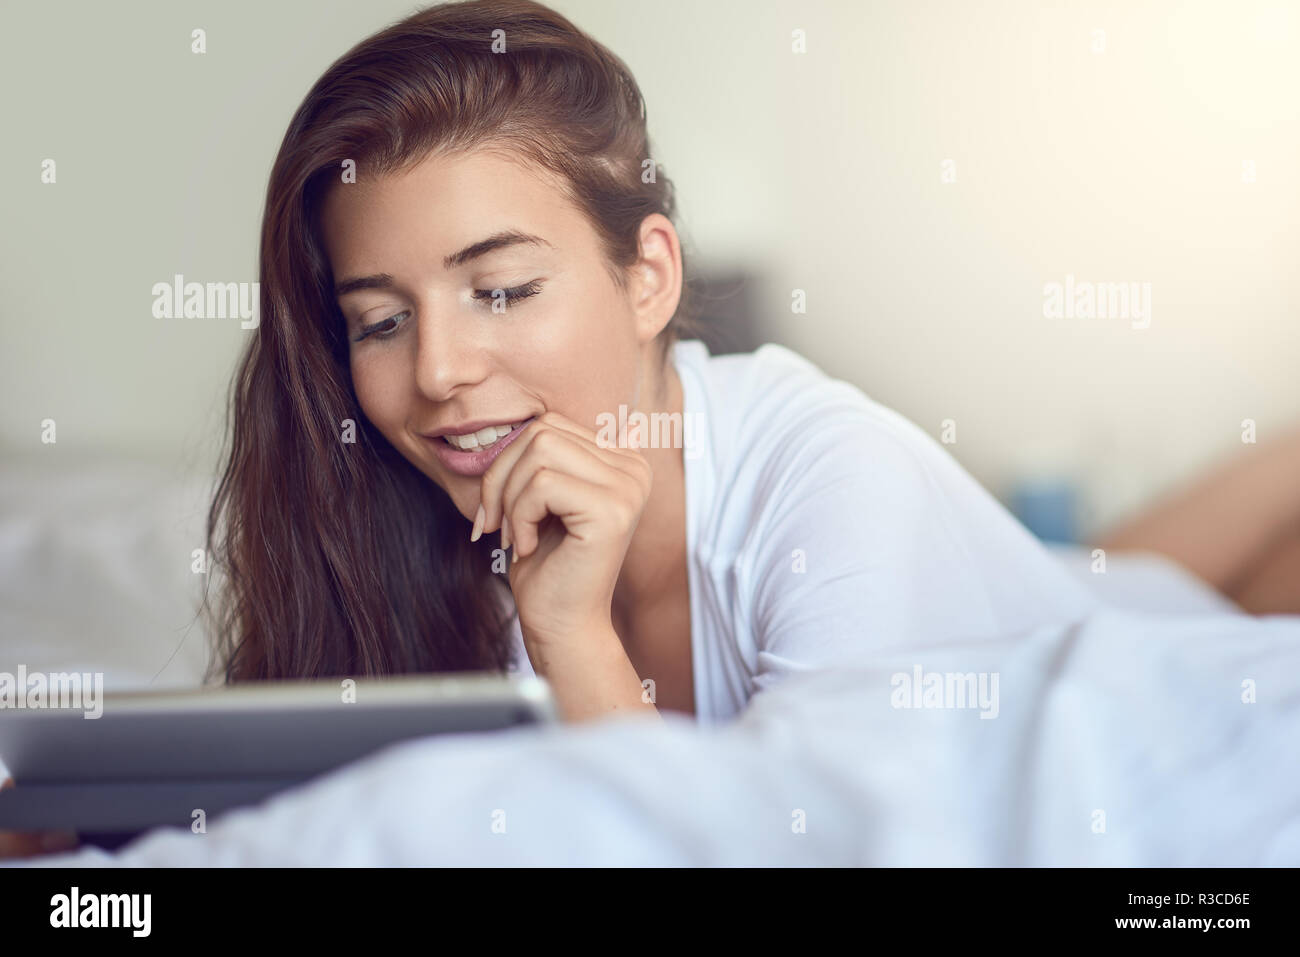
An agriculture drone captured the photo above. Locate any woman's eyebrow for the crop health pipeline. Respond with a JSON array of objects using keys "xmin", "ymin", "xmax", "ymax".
[
  {"xmin": 334, "ymin": 230, "xmax": 554, "ymax": 298},
  {"xmin": 334, "ymin": 273, "xmax": 396, "ymax": 298},
  {"xmin": 443, "ymin": 229, "xmax": 553, "ymax": 270}
]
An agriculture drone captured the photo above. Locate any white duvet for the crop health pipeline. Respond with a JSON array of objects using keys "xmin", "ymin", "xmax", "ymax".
[
  {"xmin": 16, "ymin": 605, "xmax": 1299, "ymax": 867},
  {"xmin": 4, "ymin": 459, "xmax": 1297, "ymax": 865}
]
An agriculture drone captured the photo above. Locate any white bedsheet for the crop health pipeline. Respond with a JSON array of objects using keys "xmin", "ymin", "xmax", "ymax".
[
  {"xmin": 15, "ymin": 605, "xmax": 1298, "ymax": 867},
  {"xmin": 4, "ymin": 458, "xmax": 1294, "ymax": 865},
  {"xmin": 1043, "ymin": 542, "xmax": 1244, "ymax": 616}
]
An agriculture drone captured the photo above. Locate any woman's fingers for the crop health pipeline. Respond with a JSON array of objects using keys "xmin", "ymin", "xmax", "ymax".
[
  {"xmin": 503, "ymin": 438, "xmax": 637, "ymax": 560},
  {"xmin": 499, "ymin": 431, "xmax": 622, "ymax": 535},
  {"xmin": 480, "ymin": 411, "xmax": 649, "ymax": 536},
  {"xmin": 508, "ymin": 467, "xmax": 642, "ymax": 562}
]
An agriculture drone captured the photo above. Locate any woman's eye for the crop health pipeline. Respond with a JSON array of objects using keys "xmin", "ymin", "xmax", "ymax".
[
  {"xmin": 351, "ymin": 281, "xmax": 541, "ymax": 341},
  {"xmin": 471, "ymin": 280, "xmax": 543, "ymax": 312},
  {"xmin": 353, "ymin": 311, "xmax": 408, "ymax": 342}
]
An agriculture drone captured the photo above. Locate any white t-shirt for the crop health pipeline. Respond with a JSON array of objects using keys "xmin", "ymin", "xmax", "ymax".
[{"xmin": 506, "ymin": 338, "xmax": 1098, "ymax": 724}]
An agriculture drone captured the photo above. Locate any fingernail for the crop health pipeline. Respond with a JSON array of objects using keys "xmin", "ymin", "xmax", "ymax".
[
  {"xmin": 41, "ymin": 831, "xmax": 78, "ymax": 852},
  {"xmin": 501, "ymin": 515, "xmax": 511, "ymax": 551},
  {"xmin": 470, "ymin": 504, "xmax": 485, "ymax": 542}
]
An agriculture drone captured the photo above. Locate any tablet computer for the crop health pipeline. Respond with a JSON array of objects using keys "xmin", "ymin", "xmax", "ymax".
[{"xmin": 0, "ymin": 672, "xmax": 557, "ymax": 835}]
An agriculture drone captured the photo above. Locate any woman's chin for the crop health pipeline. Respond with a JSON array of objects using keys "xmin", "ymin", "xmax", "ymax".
[{"xmin": 448, "ymin": 490, "xmax": 480, "ymax": 525}]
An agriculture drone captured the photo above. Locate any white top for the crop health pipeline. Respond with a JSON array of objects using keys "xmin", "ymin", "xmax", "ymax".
[{"xmin": 506, "ymin": 339, "xmax": 1098, "ymax": 724}]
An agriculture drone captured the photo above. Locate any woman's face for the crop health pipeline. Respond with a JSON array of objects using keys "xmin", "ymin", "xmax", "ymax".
[{"xmin": 320, "ymin": 147, "xmax": 677, "ymax": 520}]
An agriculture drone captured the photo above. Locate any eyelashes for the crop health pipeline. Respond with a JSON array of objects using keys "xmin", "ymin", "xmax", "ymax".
[
  {"xmin": 352, "ymin": 280, "xmax": 544, "ymax": 342},
  {"xmin": 353, "ymin": 313, "xmax": 408, "ymax": 342},
  {"xmin": 471, "ymin": 279, "xmax": 543, "ymax": 311}
]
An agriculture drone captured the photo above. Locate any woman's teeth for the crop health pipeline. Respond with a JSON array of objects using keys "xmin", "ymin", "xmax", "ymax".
[{"xmin": 443, "ymin": 422, "xmax": 522, "ymax": 452}]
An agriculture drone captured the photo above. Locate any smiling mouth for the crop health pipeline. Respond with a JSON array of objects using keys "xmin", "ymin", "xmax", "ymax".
[{"xmin": 440, "ymin": 420, "xmax": 529, "ymax": 453}]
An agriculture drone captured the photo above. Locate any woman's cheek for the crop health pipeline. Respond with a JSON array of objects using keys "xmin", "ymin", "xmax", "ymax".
[{"xmin": 350, "ymin": 357, "xmax": 406, "ymax": 446}]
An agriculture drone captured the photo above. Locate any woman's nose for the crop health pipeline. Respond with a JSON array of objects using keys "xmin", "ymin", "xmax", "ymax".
[{"xmin": 412, "ymin": 311, "xmax": 481, "ymax": 400}]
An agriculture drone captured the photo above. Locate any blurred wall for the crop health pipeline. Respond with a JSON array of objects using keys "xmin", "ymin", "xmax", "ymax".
[{"xmin": 2, "ymin": 0, "xmax": 1297, "ymax": 537}]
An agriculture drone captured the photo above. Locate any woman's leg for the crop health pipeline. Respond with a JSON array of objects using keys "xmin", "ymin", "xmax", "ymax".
[
  {"xmin": 1226, "ymin": 530, "xmax": 1300, "ymax": 615},
  {"xmin": 1093, "ymin": 425, "xmax": 1300, "ymax": 606}
]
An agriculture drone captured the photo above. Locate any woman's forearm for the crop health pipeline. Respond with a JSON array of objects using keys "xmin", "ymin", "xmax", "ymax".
[
  {"xmin": 520, "ymin": 621, "xmax": 661, "ymax": 724},
  {"xmin": 1094, "ymin": 425, "xmax": 1300, "ymax": 592}
]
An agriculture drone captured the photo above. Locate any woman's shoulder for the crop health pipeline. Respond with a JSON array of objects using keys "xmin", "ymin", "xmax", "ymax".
[
  {"xmin": 674, "ymin": 338, "xmax": 945, "ymax": 494},
  {"xmin": 675, "ymin": 340, "xmax": 1098, "ymax": 653},
  {"xmin": 674, "ymin": 338, "xmax": 848, "ymax": 412}
]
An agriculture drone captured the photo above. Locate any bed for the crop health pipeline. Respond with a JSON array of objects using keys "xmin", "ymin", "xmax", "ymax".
[{"xmin": 2, "ymin": 456, "xmax": 1296, "ymax": 865}]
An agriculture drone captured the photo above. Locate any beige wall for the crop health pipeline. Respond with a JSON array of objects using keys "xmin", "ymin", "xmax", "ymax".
[{"xmin": 3, "ymin": 0, "xmax": 1296, "ymax": 536}]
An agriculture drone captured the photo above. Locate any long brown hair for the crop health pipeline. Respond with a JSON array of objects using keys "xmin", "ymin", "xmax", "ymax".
[{"xmin": 204, "ymin": 0, "xmax": 700, "ymax": 683}]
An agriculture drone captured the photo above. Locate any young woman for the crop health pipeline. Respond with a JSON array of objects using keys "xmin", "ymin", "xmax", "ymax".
[
  {"xmin": 202, "ymin": 0, "xmax": 1098, "ymax": 725},
  {"xmin": 0, "ymin": 0, "xmax": 1103, "ymax": 859}
]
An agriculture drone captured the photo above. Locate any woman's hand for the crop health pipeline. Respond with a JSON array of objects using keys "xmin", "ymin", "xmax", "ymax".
[
  {"xmin": 474, "ymin": 411, "xmax": 653, "ymax": 650},
  {"xmin": 0, "ymin": 778, "xmax": 80, "ymax": 860}
]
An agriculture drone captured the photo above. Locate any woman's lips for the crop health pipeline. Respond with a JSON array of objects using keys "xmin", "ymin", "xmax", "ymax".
[{"xmin": 428, "ymin": 418, "xmax": 535, "ymax": 477}]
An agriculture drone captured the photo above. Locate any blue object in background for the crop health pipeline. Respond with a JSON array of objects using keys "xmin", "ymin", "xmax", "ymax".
[{"xmin": 1008, "ymin": 480, "xmax": 1079, "ymax": 544}]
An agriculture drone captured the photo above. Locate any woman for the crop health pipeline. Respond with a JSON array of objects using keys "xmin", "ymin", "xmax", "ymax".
[
  {"xmin": 199, "ymin": 0, "xmax": 1096, "ymax": 725},
  {"xmin": 0, "ymin": 0, "xmax": 1101, "ymax": 860}
]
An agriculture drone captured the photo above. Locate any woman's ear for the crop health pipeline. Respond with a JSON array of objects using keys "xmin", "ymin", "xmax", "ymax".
[{"xmin": 629, "ymin": 213, "xmax": 683, "ymax": 346}]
